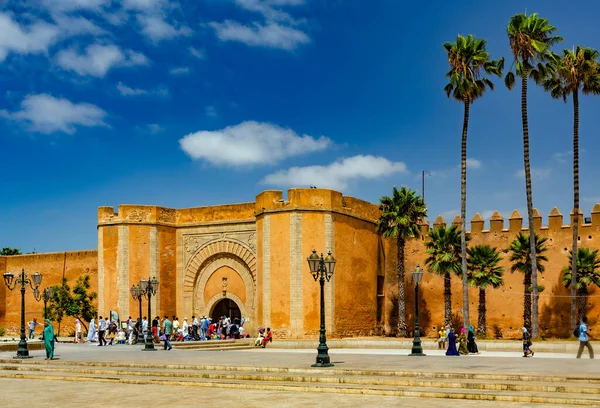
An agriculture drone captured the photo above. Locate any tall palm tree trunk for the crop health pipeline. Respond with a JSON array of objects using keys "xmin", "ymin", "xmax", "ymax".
[
  {"xmin": 460, "ymin": 98, "xmax": 470, "ymax": 329},
  {"xmin": 521, "ymin": 72, "xmax": 540, "ymax": 338},
  {"xmin": 397, "ymin": 238, "xmax": 407, "ymax": 337},
  {"xmin": 477, "ymin": 288, "xmax": 486, "ymax": 336},
  {"xmin": 577, "ymin": 287, "xmax": 587, "ymax": 323},
  {"xmin": 571, "ymin": 89, "xmax": 580, "ymax": 331},
  {"xmin": 444, "ymin": 272, "xmax": 452, "ymax": 326},
  {"xmin": 523, "ymin": 274, "xmax": 532, "ymax": 333}
]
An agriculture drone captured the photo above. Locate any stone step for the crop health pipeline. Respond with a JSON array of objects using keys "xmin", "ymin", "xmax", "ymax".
[
  {"xmin": 2, "ymin": 363, "xmax": 599, "ymax": 395},
  {"xmin": 1, "ymin": 358, "xmax": 598, "ymax": 385},
  {"xmin": 171, "ymin": 339, "xmax": 254, "ymax": 349},
  {"xmin": 0, "ymin": 369, "xmax": 598, "ymax": 405}
]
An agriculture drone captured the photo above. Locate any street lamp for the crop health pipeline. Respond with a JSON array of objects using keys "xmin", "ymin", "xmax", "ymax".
[
  {"xmin": 140, "ymin": 277, "xmax": 159, "ymax": 351},
  {"xmin": 34, "ymin": 287, "xmax": 55, "ymax": 320},
  {"xmin": 130, "ymin": 284, "xmax": 143, "ymax": 345},
  {"xmin": 3, "ymin": 269, "xmax": 42, "ymax": 358},
  {"xmin": 409, "ymin": 264, "xmax": 425, "ymax": 356},
  {"xmin": 307, "ymin": 249, "xmax": 336, "ymax": 367}
]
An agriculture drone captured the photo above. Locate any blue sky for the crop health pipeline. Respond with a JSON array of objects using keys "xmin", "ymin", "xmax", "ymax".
[{"xmin": 2, "ymin": 0, "xmax": 600, "ymax": 253}]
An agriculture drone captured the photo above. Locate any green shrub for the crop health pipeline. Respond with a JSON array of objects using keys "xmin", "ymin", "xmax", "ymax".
[{"xmin": 0, "ymin": 327, "xmax": 6, "ymax": 336}]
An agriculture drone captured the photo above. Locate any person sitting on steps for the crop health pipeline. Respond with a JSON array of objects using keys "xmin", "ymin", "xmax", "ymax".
[{"xmin": 261, "ymin": 327, "xmax": 272, "ymax": 348}]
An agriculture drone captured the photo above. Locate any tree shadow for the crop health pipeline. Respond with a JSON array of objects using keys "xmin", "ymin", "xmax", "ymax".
[
  {"xmin": 540, "ymin": 281, "xmax": 571, "ymax": 338},
  {"xmin": 406, "ymin": 284, "xmax": 431, "ymax": 337}
]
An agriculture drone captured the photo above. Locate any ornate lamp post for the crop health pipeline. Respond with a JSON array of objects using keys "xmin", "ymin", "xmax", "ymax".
[
  {"xmin": 141, "ymin": 277, "xmax": 159, "ymax": 351},
  {"xmin": 130, "ymin": 284, "xmax": 143, "ymax": 344},
  {"xmin": 409, "ymin": 264, "xmax": 425, "ymax": 356},
  {"xmin": 34, "ymin": 287, "xmax": 56, "ymax": 320},
  {"xmin": 3, "ymin": 269, "xmax": 42, "ymax": 358},
  {"xmin": 307, "ymin": 249, "xmax": 336, "ymax": 367}
]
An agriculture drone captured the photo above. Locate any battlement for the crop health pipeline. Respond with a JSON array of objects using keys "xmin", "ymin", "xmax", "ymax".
[
  {"xmin": 425, "ymin": 204, "xmax": 600, "ymax": 236},
  {"xmin": 254, "ymin": 188, "xmax": 380, "ymax": 221}
]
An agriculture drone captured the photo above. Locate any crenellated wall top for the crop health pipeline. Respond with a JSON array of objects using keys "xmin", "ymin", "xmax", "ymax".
[
  {"xmin": 97, "ymin": 188, "xmax": 600, "ymax": 235},
  {"xmin": 424, "ymin": 204, "xmax": 600, "ymax": 235}
]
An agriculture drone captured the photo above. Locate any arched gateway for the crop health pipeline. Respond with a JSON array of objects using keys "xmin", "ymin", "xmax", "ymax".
[{"xmin": 183, "ymin": 238, "xmax": 257, "ymax": 333}]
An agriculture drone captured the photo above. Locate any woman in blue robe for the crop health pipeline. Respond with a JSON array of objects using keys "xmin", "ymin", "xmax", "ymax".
[{"xmin": 445, "ymin": 327, "xmax": 460, "ymax": 356}]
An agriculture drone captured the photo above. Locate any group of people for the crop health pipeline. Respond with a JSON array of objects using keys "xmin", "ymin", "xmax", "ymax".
[
  {"xmin": 79, "ymin": 314, "xmax": 252, "ymax": 350},
  {"xmin": 438, "ymin": 325, "xmax": 480, "ymax": 356}
]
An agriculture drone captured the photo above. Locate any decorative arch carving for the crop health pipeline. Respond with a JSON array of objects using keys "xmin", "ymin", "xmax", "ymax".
[
  {"xmin": 191, "ymin": 256, "xmax": 256, "ymax": 313},
  {"xmin": 184, "ymin": 238, "xmax": 257, "ymax": 291}
]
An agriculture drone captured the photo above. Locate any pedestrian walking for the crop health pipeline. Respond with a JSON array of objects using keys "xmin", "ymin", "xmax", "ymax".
[
  {"xmin": 43, "ymin": 319, "xmax": 55, "ymax": 360},
  {"xmin": 86, "ymin": 318, "xmax": 96, "ymax": 343},
  {"xmin": 576, "ymin": 316, "xmax": 594, "ymax": 359},
  {"xmin": 97, "ymin": 315, "xmax": 107, "ymax": 346},
  {"xmin": 75, "ymin": 319, "xmax": 83, "ymax": 343},
  {"xmin": 27, "ymin": 318, "xmax": 40, "ymax": 340},
  {"xmin": 445, "ymin": 327, "xmax": 459, "ymax": 356},
  {"xmin": 467, "ymin": 325, "xmax": 479, "ymax": 354}
]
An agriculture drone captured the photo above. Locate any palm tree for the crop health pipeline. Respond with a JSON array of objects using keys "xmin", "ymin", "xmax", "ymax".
[
  {"xmin": 563, "ymin": 248, "xmax": 600, "ymax": 322},
  {"xmin": 467, "ymin": 245, "xmax": 504, "ymax": 336},
  {"xmin": 505, "ymin": 13, "xmax": 562, "ymax": 338},
  {"xmin": 507, "ymin": 232, "xmax": 548, "ymax": 333},
  {"xmin": 444, "ymin": 34, "xmax": 503, "ymax": 329},
  {"xmin": 543, "ymin": 47, "xmax": 600, "ymax": 330},
  {"xmin": 424, "ymin": 225, "xmax": 467, "ymax": 326},
  {"xmin": 377, "ymin": 186, "xmax": 427, "ymax": 337}
]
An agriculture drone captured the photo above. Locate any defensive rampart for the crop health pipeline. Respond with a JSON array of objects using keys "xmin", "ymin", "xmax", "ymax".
[{"xmin": 1, "ymin": 188, "xmax": 599, "ymax": 340}]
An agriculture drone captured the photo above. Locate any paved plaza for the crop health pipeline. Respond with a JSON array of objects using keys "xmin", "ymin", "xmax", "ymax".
[{"xmin": 0, "ymin": 343, "xmax": 598, "ymax": 407}]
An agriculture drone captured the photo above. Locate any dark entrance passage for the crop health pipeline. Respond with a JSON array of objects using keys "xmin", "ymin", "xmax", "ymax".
[{"xmin": 211, "ymin": 298, "xmax": 241, "ymax": 322}]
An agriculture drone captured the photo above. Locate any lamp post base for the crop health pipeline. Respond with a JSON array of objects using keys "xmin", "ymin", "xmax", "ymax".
[
  {"xmin": 142, "ymin": 334, "xmax": 156, "ymax": 351},
  {"xmin": 15, "ymin": 338, "xmax": 31, "ymax": 359},
  {"xmin": 409, "ymin": 335, "xmax": 425, "ymax": 356},
  {"xmin": 311, "ymin": 362, "xmax": 335, "ymax": 367}
]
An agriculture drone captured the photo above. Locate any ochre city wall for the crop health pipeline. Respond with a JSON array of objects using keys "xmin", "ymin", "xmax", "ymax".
[
  {"xmin": 3, "ymin": 188, "xmax": 600, "ymax": 340},
  {"xmin": 0, "ymin": 251, "xmax": 98, "ymax": 335}
]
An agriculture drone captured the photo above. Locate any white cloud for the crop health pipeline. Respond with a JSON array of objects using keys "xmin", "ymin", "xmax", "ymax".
[
  {"xmin": 262, "ymin": 155, "xmax": 407, "ymax": 190},
  {"xmin": 466, "ymin": 158, "xmax": 482, "ymax": 169},
  {"xmin": 515, "ymin": 168, "xmax": 552, "ymax": 181},
  {"xmin": 553, "ymin": 150, "xmax": 573, "ymax": 163},
  {"xmin": 210, "ymin": 20, "xmax": 309, "ymax": 50},
  {"xmin": 56, "ymin": 44, "xmax": 148, "ymax": 77},
  {"xmin": 117, "ymin": 82, "xmax": 168, "ymax": 97},
  {"xmin": 117, "ymin": 82, "xmax": 148, "ymax": 96},
  {"xmin": 189, "ymin": 47, "xmax": 205, "ymax": 59},
  {"xmin": 40, "ymin": 0, "xmax": 111, "ymax": 11},
  {"xmin": 235, "ymin": 0, "xmax": 295, "ymax": 22},
  {"xmin": 123, "ymin": 0, "xmax": 167, "ymax": 11},
  {"xmin": 52, "ymin": 14, "xmax": 107, "ymax": 37},
  {"xmin": 179, "ymin": 121, "xmax": 331, "ymax": 166},
  {"xmin": 205, "ymin": 106, "xmax": 217, "ymax": 117},
  {"xmin": 136, "ymin": 14, "xmax": 192, "ymax": 42},
  {"xmin": 0, "ymin": 12, "xmax": 60, "ymax": 62},
  {"xmin": 169, "ymin": 67, "xmax": 190, "ymax": 75},
  {"xmin": 147, "ymin": 123, "xmax": 164, "ymax": 133},
  {"xmin": 0, "ymin": 94, "xmax": 107, "ymax": 134}
]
